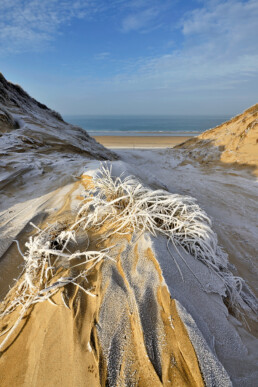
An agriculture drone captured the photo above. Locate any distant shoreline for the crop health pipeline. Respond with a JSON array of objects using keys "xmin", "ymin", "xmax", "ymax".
[
  {"xmin": 89, "ymin": 131, "xmax": 199, "ymax": 137},
  {"xmin": 93, "ymin": 135, "xmax": 191, "ymax": 148},
  {"xmin": 63, "ymin": 114, "xmax": 230, "ymax": 137}
]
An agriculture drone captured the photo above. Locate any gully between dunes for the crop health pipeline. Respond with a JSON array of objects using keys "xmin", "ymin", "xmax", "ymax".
[{"xmin": 0, "ymin": 74, "xmax": 257, "ymax": 386}]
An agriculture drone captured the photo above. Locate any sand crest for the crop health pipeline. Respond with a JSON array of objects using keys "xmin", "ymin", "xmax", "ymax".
[{"xmin": 0, "ymin": 169, "xmax": 233, "ymax": 386}]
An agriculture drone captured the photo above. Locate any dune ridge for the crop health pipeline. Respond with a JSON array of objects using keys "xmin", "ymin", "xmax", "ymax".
[
  {"xmin": 0, "ymin": 72, "xmax": 116, "ymax": 266},
  {"xmin": 1, "ymin": 163, "xmax": 257, "ymax": 386},
  {"xmin": 0, "ymin": 170, "xmax": 209, "ymax": 386}
]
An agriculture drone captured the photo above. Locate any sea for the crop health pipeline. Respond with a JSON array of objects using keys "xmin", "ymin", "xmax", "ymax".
[{"xmin": 63, "ymin": 115, "xmax": 231, "ymax": 137}]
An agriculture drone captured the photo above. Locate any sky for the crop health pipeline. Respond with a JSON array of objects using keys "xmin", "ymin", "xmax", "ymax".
[{"xmin": 0, "ymin": 0, "xmax": 257, "ymax": 115}]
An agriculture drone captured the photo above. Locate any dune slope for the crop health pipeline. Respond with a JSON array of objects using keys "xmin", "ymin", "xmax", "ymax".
[
  {"xmin": 176, "ymin": 104, "xmax": 258, "ymax": 174},
  {"xmin": 0, "ymin": 166, "xmax": 235, "ymax": 387},
  {"xmin": 1, "ymin": 77, "xmax": 257, "ymax": 387},
  {"xmin": 0, "ymin": 73, "xmax": 116, "ymax": 263}
]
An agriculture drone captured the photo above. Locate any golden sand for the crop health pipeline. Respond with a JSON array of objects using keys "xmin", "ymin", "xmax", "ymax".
[
  {"xmin": 176, "ymin": 104, "xmax": 258, "ymax": 175},
  {"xmin": 0, "ymin": 176, "xmax": 205, "ymax": 387},
  {"xmin": 93, "ymin": 135, "xmax": 191, "ymax": 148}
]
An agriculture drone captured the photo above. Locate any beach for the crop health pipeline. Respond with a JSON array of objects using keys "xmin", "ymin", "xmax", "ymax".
[{"xmin": 93, "ymin": 135, "xmax": 191, "ymax": 148}]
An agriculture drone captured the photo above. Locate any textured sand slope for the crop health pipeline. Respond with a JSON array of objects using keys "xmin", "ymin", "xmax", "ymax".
[
  {"xmin": 0, "ymin": 72, "xmax": 115, "ymax": 201},
  {"xmin": 0, "ymin": 72, "xmax": 116, "ymax": 197},
  {"xmin": 0, "ymin": 73, "xmax": 115, "ymax": 160},
  {"xmin": 90, "ymin": 159, "xmax": 258, "ymax": 386},
  {"xmin": 0, "ymin": 167, "xmax": 236, "ymax": 387},
  {"xmin": 0, "ymin": 233, "xmax": 209, "ymax": 387},
  {"xmin": 0, "ymin": 72, "xmax": 117, "ymax": 266},
  {"xmin": 176, "ymin": 104, "xmax": 258, "ymax": 174},
  {"xmin": 98, "ymin": 233, "xmax": 206, "ymax": 386}
]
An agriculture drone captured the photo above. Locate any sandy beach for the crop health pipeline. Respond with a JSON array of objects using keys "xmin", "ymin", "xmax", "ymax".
[{"xmin": 93, "ymin": 135, "xmax": 191, "ymax": 148}]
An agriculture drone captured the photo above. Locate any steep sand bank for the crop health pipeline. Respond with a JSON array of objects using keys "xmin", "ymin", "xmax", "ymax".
[
  {"xmin": 0, "ymin": 72, "xmax": 115, "ymax": 273},
  {"xmin": 176, "ymin": 104, "xmax": 258, "ymax": 175}
]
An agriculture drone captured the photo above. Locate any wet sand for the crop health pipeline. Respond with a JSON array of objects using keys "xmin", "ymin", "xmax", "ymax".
[{"xmin": 93, "ymin": 135, "xmax": 191, "ymax": 148}]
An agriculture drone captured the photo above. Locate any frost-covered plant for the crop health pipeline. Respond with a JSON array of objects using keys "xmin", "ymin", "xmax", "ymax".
[
  {"xmin": 1, "ymin": 164, "xmax": 257, "ymax": 351},
  {"xmin": 0, "ymin": 222, "xmax": 111, "ymax": 351},
  {"xmin": 76, "ymin": 165, "xmax": 257, "ymax": 320}
]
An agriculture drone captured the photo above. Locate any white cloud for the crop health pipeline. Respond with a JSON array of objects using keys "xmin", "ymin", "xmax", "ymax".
[
  {"xmin": 0, "ymin": 0, "xmax": 167, "ymax": 54},
  {"xmin": 95, "ymin": 52, "xmax": 111, "ymax": 60},
  {"xmin": 97, "ymin": 0, "xmax": 258, "ymax": 94},
  {"xmin": 1, "ymin": 0, "xmax": 257, "ymax": 114},
  {"xmin": 119, "ymin": 0, "xmax": 171, "ymax": 33},
  {"xmin": 0, "ymin": 0, "xmax": 101, "ymax": 53},
  {"xmin": 181, "ymin": 0, "xmax": 258, "ymax": 57},
  {"xmin": 121, "ymin": 7, "xmax": 160, "ymax": 32},
  {"xmin": 181, "ymin": 0, "xmax": 258, "ymax": 37}
]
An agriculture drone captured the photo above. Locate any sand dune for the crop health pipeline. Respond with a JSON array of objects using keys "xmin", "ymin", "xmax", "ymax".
[
  {"xmin": 0, "ymin": 233, "xmax": 206, "ymax": 386},
  {"xmin": 0, "ymin": 168, "xmax": 233, "ymax": 386},
  {"xmin": 176, "ymin": 104, "xmax": 258, "ymax": 175},
  {"xmin": 1, "ymin": 76, "xmax": 257, "ymax": 386},
  {"xmin": 0, "ymin": 72, "xmax": 116, "ymax": 261},
  {"xmin": 1, "ymin": 162, "xmax": 257, "ymax": 386}
]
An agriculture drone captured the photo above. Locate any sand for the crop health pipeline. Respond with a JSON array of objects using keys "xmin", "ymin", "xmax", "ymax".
[
  {"xmin": 0, "ymin": 237, "xmax": 205, "ymax": 386},
  {"xmin": 2, "ymin": 162, "xmax": 256, "ymax": 385},
  {"xmin": 176, "ymin": 104, "xmax": 258, "ymax": 175},
  {"xmin": 1, "ymin": 73, "xmax": 257, "ymax": 386},
  {"xmin": 1, "ymin": 159, "xmax": 257, "ymax": 386},
  {"xmin": 93, "ymin": 135, "xmax": 191, "ymax": 148},
  {"xmin": 116, "ymin": 150, "xmax": 258, "ymax": 384},
  {"xmin": 0, "ymin": 175, "xmax": 209, "ymax": 387}
]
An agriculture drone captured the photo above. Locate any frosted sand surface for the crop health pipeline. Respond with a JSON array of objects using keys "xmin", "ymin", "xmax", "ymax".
[
  {"xmin": 0, "ymin": 172, "xmax": 220, "ymax": 387},
  {"xmin": 1, "ymin": 160, "xmax": 257, "ymax": 386},
  {"xmin": 1, "ymin": 73, "xmax": 257, "ymax": 386}
]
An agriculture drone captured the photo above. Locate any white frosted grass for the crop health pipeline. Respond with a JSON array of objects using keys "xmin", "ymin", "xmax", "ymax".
[
  {"xmin": 1, "ymin": 163, "xmax": 257, "ymax": 351},
  {"xmin": 0, "ymin": 222, "xmax": 111, "ymax": 352},
  {"xmin": 77, "ymin": 165, "xmax": 257, "ymax": 320}
]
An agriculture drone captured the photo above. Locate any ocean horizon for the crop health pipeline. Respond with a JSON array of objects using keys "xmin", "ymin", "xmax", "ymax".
[{"xmin": 63, "ymin": 114, "xmax": 231, "ymax": 136}]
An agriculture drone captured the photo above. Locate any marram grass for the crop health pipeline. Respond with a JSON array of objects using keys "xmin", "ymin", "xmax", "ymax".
[
  {"xmin": 76, "ymin": 165, "xmax": 257, "ymax": 320},
  {"xmin": 0, "ymin": 222, "xmax": 112, "ymax": 351}
]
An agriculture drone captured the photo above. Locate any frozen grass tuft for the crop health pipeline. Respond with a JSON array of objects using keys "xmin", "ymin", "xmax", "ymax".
[
  {"xmin": 0, "ymin": 222, "xmax": 111, "ymax": 351},
  {"xmin": 76, "ymin": 164, "xmax": 257, "ymax": 320}
]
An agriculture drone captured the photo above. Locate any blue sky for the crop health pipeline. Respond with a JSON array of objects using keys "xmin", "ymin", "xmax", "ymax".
[{"xmin": 0, "ymin": 0, "xmax": 257, "ymax": 115}]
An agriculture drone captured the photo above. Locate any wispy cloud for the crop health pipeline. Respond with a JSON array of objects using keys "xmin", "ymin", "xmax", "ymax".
[
  {"xmin": 1, "ymin": 0, "xmax": 257, "ymax": 114},
  {"xmin": 0, "ymin": 0, "xmax": 166, "ymax": 54},
  {"xmin": 121, "ymin": 7, "xmax": 160, "ymax": 33},
  {"xmin": 181, "ymin": 0, "xmax": 258, "ymax": 54},
  {"xmin": 94, "ymin": 52, "xmax": 111, "ymax": 60},
  {"xmin": 120, "ymin": 0, "xmax": 170, "ymax": 33},
  {"xmin": 97, "ymin": 0, "xmax": 258, "ymax": 93},
  {"xmin": 0, "ymin": 0, "xmax": 101, "ymax": 53}
]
